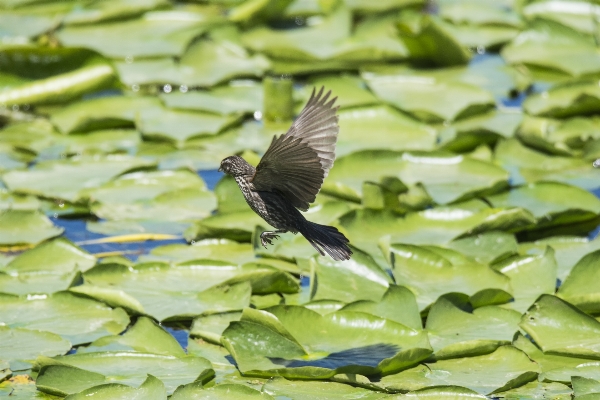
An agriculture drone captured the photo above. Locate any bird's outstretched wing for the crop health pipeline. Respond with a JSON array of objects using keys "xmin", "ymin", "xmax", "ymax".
[{"xmin": 251, "ymin": 86, "xmax": 339, "ymax": 211}]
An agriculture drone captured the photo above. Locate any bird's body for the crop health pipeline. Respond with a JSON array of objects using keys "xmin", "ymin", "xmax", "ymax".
[{"xmin": 219, "ymin": 87, "xmax": 352, "ymax": 261}]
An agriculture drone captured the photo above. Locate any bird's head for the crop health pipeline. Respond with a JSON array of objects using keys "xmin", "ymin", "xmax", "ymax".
[{"xmin": 218, "ymin": 155, "xmax": 254, "ymax": 177}]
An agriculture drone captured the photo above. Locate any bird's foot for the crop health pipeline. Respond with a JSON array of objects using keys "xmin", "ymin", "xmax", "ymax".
[{"xmin": 260, "ymin": 231, "xmax": 283, "ymax": 248}]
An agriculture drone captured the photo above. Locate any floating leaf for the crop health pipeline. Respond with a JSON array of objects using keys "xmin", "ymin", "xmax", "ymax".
[
  {"xmin": 190, "ymin": 312, "xmax": 242, "ymax": 344},
  {"xmin": 36, "ymin": 352, "xmax": 213, "ymax": 396},
  {"xmin": 520, "ymin": 295, "xmax": 600, "ymax": 360},
  {"xmin": 160, "ymin": 81, "xmax": 262, "ymax": 115},
  {"xmin": 389, "ymin": 244, "xmax": 511, "ymax": 311},
  {"xmin": 140, "ymin": 240, "xmax": 256, "ymax": 265},
  {"xmin": 300, "ymin": 75, "xmax": 379, "ymax": 109},
  {"xmin": 63, "ymin": 374, "xmax": 166, "ymax": 400},
  {"xmin": 0, "ymin": 291, "xmax": 129, "ymax": 345},
  {"xmin": 493, "ymin": 247, "xmax": 557, "ymax": 313},
  {"xmin": 172, "ymin": 382, "xmax": 274, "ymax": 400},
  {"xmin": 222, "ymin": 307, "xmax": 432, "ymax": 378},
  {"xmin": 78, "ymin": 316, "xmax": 185, "ymax": 357},
  {"xmin": 56, "ymin": 11, "xmax": 210, "ymax": 59},
  {"xmin": 558, "ymin": 249, "xmax": 600, "ymax": 314},
  {"xmin": 524, "ymin": 80, "xmax": 600, "ymax": 118},
  {"xmin": 447, "ymin": 231, "xmax": 518, "ymax": 265},
  {"xmin": 572, "ymin": 376, "xmax": 600, "ymax": 398},
  {"xmin": 364, "ymin": 66, "xmax": 494, "ymax": 123},
  {"xmin": 72, "ymin": 261, "xmax": 252, "ymax": 320},
  {"xmin": 0, "ymin": 326, "xmax": 71, "ymax": 372},
  {"xmin": 50, "ymin": 95, "xmax": 161, "ymax": 134},
  {"xmin": 378, "ymin": 346, "xmax": 539, "ymax": 395},
  {"xmin": 63, "ymin": 0, "xmax": 170, "ymax": 25},
  {"xmin": 3, "ymin": 156, "xmax": 154, "ymax": 203},
  {"xmin": 262, "ymin": 377, "xmax": 383, "ymax": 399},
  {"xmin": 0, "ymin": 210, "xmax": 63, "ymax": 246},
  {"xmin": 494, "ymin": 380, "xmax": 572, "ymax": 399},
  {"xmin": 426, "ymin": 296, "xmax": 520, "ymax": 359}
]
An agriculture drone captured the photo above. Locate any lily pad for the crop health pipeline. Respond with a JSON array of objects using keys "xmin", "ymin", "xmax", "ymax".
[
  {"xmin": 486, "ymin": 182, "xmax": 600, "ymax": 232},
  {"xmin": 115, "ymin": 40, "xmax": 270, "ymax": 87},
  {"xmin": 426, "ymin": 296, "xmax": 521, "ymax": 359},
  {"xmin": 2, "ymin": 155, "xmax": 154, "ymax": 203},
  {"xmin": 572, "ymin": 376, "xmax": 600, "ymax": 398},
  {"xmin": 262, "ymin": 377, "xmax": 384, "ymax": 399},
  {"xmin": 522, "ymin": 1, "xmax": 600, "ymax": 35},
  {"xmin": 140, "ymin": 240, "xmax": 256, "ymax": 265},
  {"xmin": 40, "ymin": 129, "xmax": 142, "ymax": 159},
  {"xmin": 56, "ymin": 11, "xmax": 210, "ymax": 59},
  {"xmin": 0, "ymin": 326, "xmax": 71, "ymax": 372},
  {"xmin": 190, "ymin": 312, "xmax": 242, "ymax": 344},
  {"xmin": 63, "ymin": 374, "xmax": 166, "ymax": 400},
  {"xmin": 300, "ymin": 75, "xmax": 379, "ymax": 109},
  {"xmin": 78, "ymin": 316, "xmax": 185, "ymax": 357},
  {"xmin": 160, "ymin": 81, "xmax": 262, "ymax": 115},
  {"xmin": 50, "ymin": 95, "xmax": 162, "ymax": 134},
  {"xmin": 389, "ymin": 244, "xmax": 511, "ymax": 311},
  {"xmin": 0, "ymin": 210, "xmax": 63, "ymax": 246},
  {"xmin": 493, "ymin": 247, "xmax": 557, "ymax": 313},
  {"xmin": 494, "ymin": 380, "xmax": 572, "ymax": 399},
  {"xmin": 501, "ymin": 20, "xmax": 600, "ymax": 78},
  {"xmin": 558, "ymin": 249, "xmax": 600, "ymax": 314},
  {"xmin": 63, "ymin": 0, "xmax": 170, "ymax": 25},
  {"xmin": 71, "ymin": 261, "xmax": 253, "ymax": 320},
  {"xmin": 378, "ymin": 346, "xmax": 539, "ymax": 395},
  {"xmin": 221, "ymin": 307, "xmax": 432, "ymax": 378},
  {"xmin": 446, "ymin": 231, "xmax": 518, "ymax": 265},
  {"xmin": 172, "ymin": 382, "xmax": 274, "ymax": 400},
  {"xmin": 36, "ymin": 352, "xmax": 213, "ymax": 396},
  {"xmin": 524, "ymin": 80, "xmax": 600, "ymax": 118},
  {"xmin": 0, "ymin": 291, "xmax": 129, "ymax": 345},
  {"xmin": 0, "ymin": 269, "xmax": 79, "ymax": 296},
  {"xmin": 324, "ymin": 150, "xmax": 508, "ymax": 204},
  {"xmin": 364, "ymin": 66, "xmax": 494, "ymax": 123},
  {"xmin": 520, "ymin": 295, "xmax": 600, "ymax": 360}
]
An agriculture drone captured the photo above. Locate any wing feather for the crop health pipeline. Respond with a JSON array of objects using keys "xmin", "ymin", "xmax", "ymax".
[{"xmin": 251, "ymin": 87, "xmax": 340, "ymax": 211}]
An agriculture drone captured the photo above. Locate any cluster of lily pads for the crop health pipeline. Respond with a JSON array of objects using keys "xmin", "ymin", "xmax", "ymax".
[{"xmin": 2, "ymin": 0, "xmax": 600, "ymax": 398}]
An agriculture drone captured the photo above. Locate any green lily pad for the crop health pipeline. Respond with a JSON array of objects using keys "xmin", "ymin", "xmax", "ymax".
[
  {"xmin": 299, "ymin": 75, "xmax": 379, "ymax": 110},
  {"xmin": 364, "ymin": 66, "xmax": 494, "ymax": 123},
  {"xmin": 71, "ymin": 261, "xmax": 252, "ymax": 320},
  {"xmin": 36, "ymin": 352, "xmax": 213, "ymax": 396},
  {"xmin": 346, "ymin": 0, "xmax": 423, "ymax": 14},
  {"xmin": 0, "ymin": 13, "xmax": 61, "ymax": 42},
  {"xmin": 494, "ymin": 380, "xmax": 572, "ymax": 399},
  {"xmin": 0, "ymin": 326, "xmax": 71, "ymax": 372},
  {"xmin": 310, "ymin": 247, "xmax": 391, "ymax": 303},
  {"xmin": 50, "ymin": 95, "xmax": 161, "ymax": 134},
  {"xmin": 185, "ymin": 210, "xmax": 264, "ymax": 242},
  {"xmin": 0, "ymin": 210, "xmax": 63, "ymax": 246},
  {"xmin": 0, "ymin": 361, "xmax": 9, "ymax": 383},
  {"xmin": 63, "ymin": 0, "xmax": 170, "ymax": 25},
  {"xmin": 439, "ymin": 0, "xmax": 522, "ymax": 28},
  {"xmin": 63, "ymin": 374, "xmax": 166, "ymax": 400},
  {"xmin": 78, "ymin": 316, "xmax": 185, "ymax": 357},
  {"xmin": 222, "ymin": 307, "xmax": 432, "ymax": 378},
  {"xmin": 397, "ymin": 14, "xmax": 471, "ymax": 67},
  {"xmin": 39, "ymin": 129, "xmax": 142, "ymax": 159},
  {"xmin": 493, "ymin": 247, "xmax": 557, "ymax": 313},
  {"xmin": 140, "ymin": 240, "xmax": 256, "ymax": 265},
  {"xmin": 172, "ymin": 382, "xmax": 274, "ymax": 400},
  {"xmin": 5, "ymin": 237, "xmax": 96, "ymax": 274},
  {"xmin": 520, "ymin": 295, "xmax": 600, "ymax": 360},
  {"xmin": 115, "ymin": 40, "xmax": 270, "ymax": 87},
  {"xmin": 190, "ymin": 312, "xmax": 242, "ymax": 344},
  {"xmin": 524, "ymin": 80, "xmax": 600, "ymax": 118},
  {"xmin": 389, "ymin": 244, "xmax": 511, "ymax": 311},
  {"xmin": 501, "ymin": 20, "xmax": 600, "ymax": 78},
  {"xmin": 0, "ymin": 269, "xmax": 79, "ymax": 296},
  {"xmin": 378, "ymin": 346, "xmax": 539, "ymax": 395},
  {"xmin": 447, "ymin": 231, "xmax": 518, "ymax": 265},
  {"xmin": 486, "ymin": 182, "xmax": 600, "ymax": 232},
  {"xmin": 341, "ymin": 285, "xmax": 422, "ymax": 330},
  {"xmin": 520, "ymin": 235, "xmax": 600, "ymax": 282},
  {"xmin": 324, "ymin": 150, "xmax": 508, "ymax": 204},
  {"xmin": 0, "ymin": 119, "xmax": 61, "ymax": 154},
  {"xmin": 541, "ymin": 363, "xmax": 600, "ymax": 385},
  {"xmin": 426, "ymin": 296, "xmax": 521, "ymax": 359},
  {"xmin": 572, "ymin": 376, "xmax": 600, "ymax": 398},
  {"xmin": 0, "ymin": 291, "xmax": 129, "ymax": 345},
  {"xmin": 439, "ymin": 110, "xmax": 522, "ymax": 152},
  {"xmin": 513, "ymin": 332, "xmax": 595, "ymax": 376},
  {"xmin": 558, "ymin": 249, "xmax": 600, "ymax": 314},
  {"xmin": 341, "ymin": 206, "xmax": 534, "ymax": 268},
  {"xmin": 335, "ymin": 105, "xmax": 436, "ymax": 157},
  {"xmin": 0, "ymin": 144, "xmax": 28, "ymax": 172},
  {"xmin": 522, "ymin": 1, "xmax": 600, "ymax": 35},
  {"xmin": 262, "ymin": 377, "xmax": 384, "ymax": 399},
  {"xmin": 3, "ymin": 155, "xmax": 154, "ymax": 203},
  {"xmin": 56, "ymin": 11, "xmax": 210, "ymax": 59},
  {"xmin": 160, "ymin": 81, "xmax": 262, "ymax": 115}
]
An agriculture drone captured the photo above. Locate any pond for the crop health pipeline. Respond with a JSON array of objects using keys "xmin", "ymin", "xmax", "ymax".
[{"xmin": 2, "ymin": 0, "xmax": 600, "ymax": 399}]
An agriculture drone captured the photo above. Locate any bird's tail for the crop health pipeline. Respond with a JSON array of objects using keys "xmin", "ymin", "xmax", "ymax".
[{"xmin": 299, "ymin": 221, "xmax": 352, "ymax": 261}]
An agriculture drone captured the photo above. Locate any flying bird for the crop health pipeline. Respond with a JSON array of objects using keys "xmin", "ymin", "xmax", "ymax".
[{"xmin": 218, "ymin": 87, "xmax": 352, "ymax": 261}]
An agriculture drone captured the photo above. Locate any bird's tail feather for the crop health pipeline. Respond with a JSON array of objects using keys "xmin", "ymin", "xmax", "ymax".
[{"xmin": 300, "ymin": 221, "xmax": 352, "ymax": 261}]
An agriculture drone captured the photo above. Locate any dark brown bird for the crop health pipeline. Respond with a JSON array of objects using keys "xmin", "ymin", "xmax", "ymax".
[{"xmin": 218, "ymin": 87, "xmax": 352, "ymax": 261}]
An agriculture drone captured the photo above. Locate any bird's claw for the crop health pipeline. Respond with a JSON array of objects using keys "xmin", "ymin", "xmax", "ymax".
[{"xmin": 260, "ymin": 232, "xmax": 280, "ymax": 248}]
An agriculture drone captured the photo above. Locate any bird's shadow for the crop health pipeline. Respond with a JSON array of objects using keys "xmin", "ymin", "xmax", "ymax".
[{"xmin": 268, "ymin": 343, "xmax": 400, "ymax": 370}]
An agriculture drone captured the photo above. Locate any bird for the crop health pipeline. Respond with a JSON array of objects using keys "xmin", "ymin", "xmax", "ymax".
[{"xmin": 218, "ymin": 86, "xmax": 352, "ymax": 261}]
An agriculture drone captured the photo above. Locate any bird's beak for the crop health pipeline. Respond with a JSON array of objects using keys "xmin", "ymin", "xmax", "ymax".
[{"xmin": 218, "ymin": 166, "xmax": 223, "ymax": 172}]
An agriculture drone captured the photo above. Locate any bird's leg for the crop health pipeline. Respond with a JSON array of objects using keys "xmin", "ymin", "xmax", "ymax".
[{"xmin": 260, "ymin": 230, "xmax": 287, "ymax": 248}]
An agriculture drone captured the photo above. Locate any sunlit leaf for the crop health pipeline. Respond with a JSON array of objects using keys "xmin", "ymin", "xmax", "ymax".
[
  {"xmin": 0, "ymin": 326, "xmax": 71, "ymax": 372},
  {"xmin": 557, "ymin": 249, "xmax": 600, "ymax": 314},
  {"xmin": 0, "ymin": 210, "xmax": 63, "ymax": 246}
]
